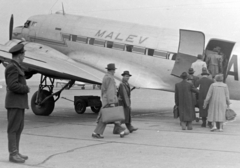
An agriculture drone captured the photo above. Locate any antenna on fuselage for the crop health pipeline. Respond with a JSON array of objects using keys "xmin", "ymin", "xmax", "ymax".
[{"xmin": 62, "ymin": 2, "xmax": 65, "ymax": 15}]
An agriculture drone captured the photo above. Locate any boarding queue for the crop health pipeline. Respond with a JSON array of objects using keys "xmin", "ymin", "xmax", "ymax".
[{"xmin": 175, "ymin": 48, "xmax": 233, "ymax": 132}]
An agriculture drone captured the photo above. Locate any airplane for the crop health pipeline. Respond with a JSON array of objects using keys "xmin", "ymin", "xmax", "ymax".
[{"xmin": 0, "ymin": 10, "xmax": 239, "ymax": 116}]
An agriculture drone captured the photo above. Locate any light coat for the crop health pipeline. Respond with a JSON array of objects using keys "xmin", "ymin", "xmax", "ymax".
[{"xmin": 204, "ymin": 82, "xmax": 230, "ymax": 122}]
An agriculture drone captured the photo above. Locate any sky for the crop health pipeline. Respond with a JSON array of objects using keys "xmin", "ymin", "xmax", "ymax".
[{"xmin": 0, "ymin": 0, "xmax": 240, "ymax": 80}]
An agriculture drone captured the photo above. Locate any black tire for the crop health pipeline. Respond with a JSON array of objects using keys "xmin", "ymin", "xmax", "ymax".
[
  {"xmin": 91, "ymin": 106, "xmax": 101, "ymax": 113},
  {"xmin": 31, "ymin": 90, "xmax": 55, "ymax": 116},
  {"xmin": 74, "ymin": 100, "xmax": 86, "ymax": 114}
]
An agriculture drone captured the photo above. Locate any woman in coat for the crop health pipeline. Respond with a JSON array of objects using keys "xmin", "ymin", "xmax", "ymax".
[{"xmin": 203, "ymin": 74, "xmax": 231, "ymax": 132}]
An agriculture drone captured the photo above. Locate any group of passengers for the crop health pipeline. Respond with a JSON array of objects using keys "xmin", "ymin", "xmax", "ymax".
[{"xmin": 175, "ymin": 47, "xmax": 231, "ymax": 132}]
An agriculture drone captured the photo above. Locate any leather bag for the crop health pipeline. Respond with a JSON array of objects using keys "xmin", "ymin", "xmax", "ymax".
[
  {"xmin": 101, "ymin": 105, "xmax": 125, "ymax": 123},
  {"xmin": 226, "ymin": 108, "xmax": 237, "ymax": 121},
  {"xmin": 173, "ymin": 105, "xmax": 179, "ymax": 119}
]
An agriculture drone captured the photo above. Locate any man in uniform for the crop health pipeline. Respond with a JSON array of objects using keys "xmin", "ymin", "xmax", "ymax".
[
  {"xmin": 92, "ymin": 63, "xmax": 127, "ymax": 138},
  {"xmin": 5, "ymin": 44, "xmax": 30, "ymax": 163}
]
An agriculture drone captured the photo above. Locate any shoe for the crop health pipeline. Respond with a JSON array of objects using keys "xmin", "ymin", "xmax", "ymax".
[
  {"xmin": 210, "ymin": 127, "xmax": 217, "ymax": 132},
  {"xmin": 113, "ymin": 125, "xmax": 126, "ymax": 134},
  {"xmin": 120, "ymin": 131, "xmax": 127, "ymax": 138},
  {"xmin": 218, "ymin": 129, "xmax": 223, "ymax": 132},
  {"xmin": 18, "ymin": 153, "xmax": 28, "ymax": 160},
  {"xmin": 129, "ymin": 127, "xmax": 138, "ymax": 133},
  {"xmin": 181, "ymin": 122, "xmax": 186, "ymax": 130},
  {"xmin": 187, "ymin": 127, "xmax": 193, "ymax": 130},
  {"xmin": 9, "ymin": 154, "xmax": 25, "ymax": 163},
  {"xmin": 92, "ymin": 133, "xmax": 104, "ymax": 139}
]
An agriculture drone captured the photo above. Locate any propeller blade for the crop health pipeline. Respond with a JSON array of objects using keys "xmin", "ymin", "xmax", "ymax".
[{"xmin": 9, "ymin": 14, "xmax": 14, "ymax": 40}]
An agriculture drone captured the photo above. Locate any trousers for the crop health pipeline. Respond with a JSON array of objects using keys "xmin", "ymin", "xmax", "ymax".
[
  {"xmin": 7, "ymin": 108, "xmax": 25, "ymax": 155},
  {"xmin": 94, "ymin": 111, "xmax": 124, "ymax": 134}
]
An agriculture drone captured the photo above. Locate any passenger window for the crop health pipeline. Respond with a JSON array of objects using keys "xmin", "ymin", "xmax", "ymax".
[
  {"xmin": 94, "ymin": 39, "xmax": 105, "ymax": 47},
  {"xmin": 24, "ymin": 20, "xmax": 31, "ymax": 28},
  {"xmin": 147, "ymin": 49, "xmax": 154, "ymax": 56},
  {"xmin": 126, "ymin": 45, "xmax": 133, "ymax": 52},
  {"xmin": 112, "ymin": 42, "xmax": 125, "ymax": 51},
  {"xmin": 154, "ymin": 50, "xmax": 167, "ymax": 58},
  {"xmin": 106, "ymin": 41, "xmax": 113, "ymax": 48},
  {"xmin": 76, "ymin": 36, "xmax": 88, "ymax": 43},
  {"xmin": 132, "ymin": 46, "xmax": 145, "ymax": 55},
  {"xmin": 89, "ymin": 38, "xmax": 94, "ymax": 45}
]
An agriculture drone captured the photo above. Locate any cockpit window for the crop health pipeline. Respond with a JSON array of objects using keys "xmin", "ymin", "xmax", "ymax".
[
  {"xmin": 31, "ymin": 22, "xmax": 37, "ymax": 27},
  {"xmin": 24, "ymin": 20, "xmax": 31, "ymax": 28}
]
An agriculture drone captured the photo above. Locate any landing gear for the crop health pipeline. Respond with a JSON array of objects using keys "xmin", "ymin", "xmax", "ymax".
[{"xmin": 31, "ymin": 75, "xmax": 75, "ymax": 116}]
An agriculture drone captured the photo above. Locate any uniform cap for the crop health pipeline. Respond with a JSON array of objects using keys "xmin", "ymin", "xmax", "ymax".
[{"xmin": 9, "ymin": 44, "xmax": 24, "ymax": 54}]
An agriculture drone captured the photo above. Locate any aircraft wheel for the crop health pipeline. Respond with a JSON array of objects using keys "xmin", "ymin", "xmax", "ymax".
[
  {"xmin": 74, "ymin": 100, "xmax": 86, "ymax": 114},
  {"xmin": 91, "ymin": 106, "xmax": 101, "ymax": 113},
  {"xmin": 31, "ymin": 90, "xmax": 55, "ymax": 116}
]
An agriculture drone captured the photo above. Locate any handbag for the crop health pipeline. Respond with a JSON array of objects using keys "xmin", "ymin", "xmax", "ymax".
[
  {"xmin": 226, "ymin": 108, "xmax": 237, "ymax": 121},
  {"xmin": 101, "ymin": 105, "xmax": 125, "ymax": 123},
  {"xmin": 173, "ymin": 105, "xmax": 179, "ymax": 119}
]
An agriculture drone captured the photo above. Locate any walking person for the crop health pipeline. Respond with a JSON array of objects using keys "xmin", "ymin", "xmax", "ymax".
[
  {"xmin": 191, "ymin": 54, "xmax": 207, "ymax": 77},
  {"xmin": 195, "ymin": 67, "xmax": 214, "ymax": 127},
  {"xmin": 175, "ymin": 72, "xmax": 199, "ymax": 130},
  {"xmin": 203, "ymin": 74, "xmax": 231, "ymax": 132},
  {"xmin": 118, "ymin": 71, "xmax": 138, "ymax": 133},
  {"xmin": 92, "ymin": 63, "xmax": 127, "ymax": 138},
  {"xmin": 5, "ymin": 44, "xmax": 30, "ymax": 163}
]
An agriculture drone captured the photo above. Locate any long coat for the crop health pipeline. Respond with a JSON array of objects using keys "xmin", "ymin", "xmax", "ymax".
[
  {"xmin": 206, "ymin": 53, "xmax": 222, "ymax": 77},
  {"xmin": 175, "ymin": 80, "xmax": 199, "ymax": 122},
  {"xmin": 204, "ymin": 82, "xmax": 230, "ymax": 122},
  {"xmin": 118, "ymin": 81, "xmax": 131, "ymax": 123},
  {"xmin": 97, "ymin": 72, "xmax": 118, "ymax": 123},
  {"xmin": 5, "ymin": 60, "xmax": 29, "ymax": 109},
  {"xmin": 101, "ymin": 72, "xmax": 118, "ymax": 107},
  {"xmin": 195, "ymin": 76, "xmax": 214, "ymax": 117}
]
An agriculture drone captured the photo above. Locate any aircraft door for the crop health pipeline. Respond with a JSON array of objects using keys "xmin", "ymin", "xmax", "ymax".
[{"xmin": 171, "ymin": 29, "xmax": 205, "ymax": 77}]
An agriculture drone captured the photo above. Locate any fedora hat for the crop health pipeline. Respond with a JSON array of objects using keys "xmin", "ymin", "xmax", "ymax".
[
  {"xmin": 197, "ymin": 54, "xmax": 203, "ymax": 59},
  {"xmin": 201, "ymin": 67, "xmax": 209, "ymax": 76},
  {"xmin": 180, "ymin": 72, "xmax": 188, "ymax": 79},
  {"xmin": 121, "ymin": 71, "xmax": 132, "ymax": 76},
  {"xmin": 188, "ymin": 68, "xmax": 195, "ymax": 74},
  {"xmin": 105, "ymin": 63, "xmax": 117, "ymax": 70}
]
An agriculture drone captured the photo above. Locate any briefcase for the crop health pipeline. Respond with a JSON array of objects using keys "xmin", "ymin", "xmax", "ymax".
[
  {"xmin": 101, "ymin": 105, "xmax": 125, "ymax": 123},
  {"xmin": 173, "ymin": 105, "xmax": 179, "ymax": 119}
]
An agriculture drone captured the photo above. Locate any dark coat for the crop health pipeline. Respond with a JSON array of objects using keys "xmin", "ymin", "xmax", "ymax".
[
  {"xmin": 118, "ymin": 81, "xmax": 131, "ymax": 124},
  {"xmin": 5, "ymin": 60, "xmax": 29, "ymax": 109},
  {"xmin": 195, "ymin": 76, "xmax": 214, "ymax": 117},
  {"xmin": 175, "ymin": 80, "xmax": 199, "ymax": 122}
]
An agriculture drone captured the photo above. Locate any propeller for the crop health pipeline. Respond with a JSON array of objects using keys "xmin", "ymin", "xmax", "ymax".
[{"xmin": 9, "ymin": 14, "xmax": 14, "ymax": 40}]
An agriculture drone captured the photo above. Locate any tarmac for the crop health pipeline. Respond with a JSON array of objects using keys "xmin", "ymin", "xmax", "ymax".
[{"xmin": 0, "ymin": 85, "xmax": 240, "ymax": 168}]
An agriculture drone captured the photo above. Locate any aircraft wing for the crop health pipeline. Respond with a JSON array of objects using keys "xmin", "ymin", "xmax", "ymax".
[{"xmin": 0, "ymin": 42, "xmax": 102, "ymax": 85}]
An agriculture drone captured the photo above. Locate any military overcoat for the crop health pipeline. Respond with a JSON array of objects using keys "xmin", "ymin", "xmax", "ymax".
[{"xmin": 5, "ymin": 60, "xmax": 29, "ymax": 109}]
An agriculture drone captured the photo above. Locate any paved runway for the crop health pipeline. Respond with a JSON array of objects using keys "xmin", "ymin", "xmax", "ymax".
[{"xmin": 0, "ymin": 86, "xmax": 240, "ymax": 168}]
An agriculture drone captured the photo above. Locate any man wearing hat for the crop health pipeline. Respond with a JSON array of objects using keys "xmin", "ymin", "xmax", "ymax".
[
  {"xmin": 195, "ymin": 67, "xmax": 214, "ymax": 127},
  {"xmin": 92, "ymin": 63, "xmax": 127, "ymax": 138},
  {"xmin": 175, "ymin": 72, "xmax": 199, "ymax": 130},
  {"xmin": 191, "ymin": 54, "xmax": 207, "ymax": 77},
  {"xmin": 117, "ymin": 71, "xmax": 138, "ymax": 133},
  {"xmin": 5, "ymin": 44, "xmax": 29, "ymax": 163}
]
